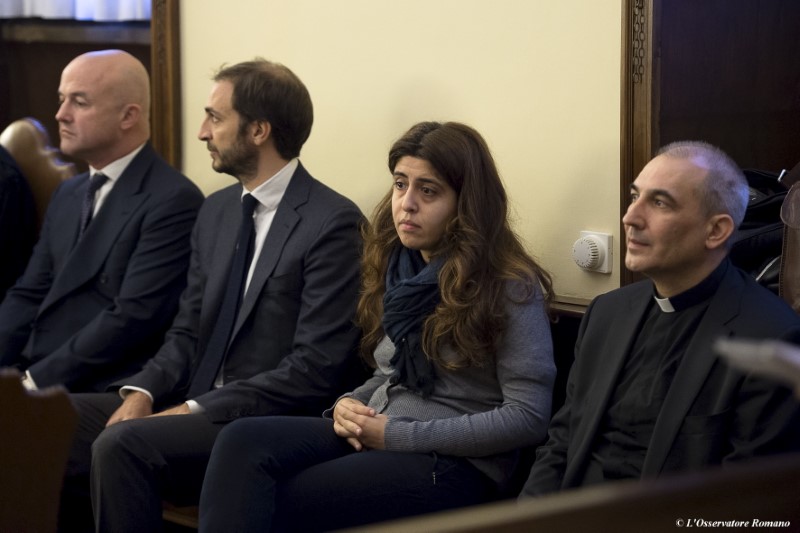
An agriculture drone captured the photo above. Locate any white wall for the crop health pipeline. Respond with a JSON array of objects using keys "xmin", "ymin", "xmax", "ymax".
[{"xmin": 180, "ymin": 0, "xmax": 622, "ymax": 301}]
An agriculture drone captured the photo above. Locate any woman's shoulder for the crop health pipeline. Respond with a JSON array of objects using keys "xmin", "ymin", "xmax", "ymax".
[
  {"xmin": 501, "ymin": 277, "xmax": 542, "ymax": 305},
  {"xmin": 501, "ymin": 278, "xmax": 550, "ymax": 337}
]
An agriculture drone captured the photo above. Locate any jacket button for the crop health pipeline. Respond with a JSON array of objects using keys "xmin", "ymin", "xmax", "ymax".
[{"xmin": 99, "ymin": 273, "xmax": 109, "ymax": 284}]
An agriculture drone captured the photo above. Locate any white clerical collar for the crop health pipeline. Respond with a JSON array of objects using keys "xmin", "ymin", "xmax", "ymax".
[
  {"xmin": 651, "ymin": 259, "xmax": 730, "ymax": 314},
  {"xmin": 654, "ymin": 295, "xmax": 675, "ymax": 313}
]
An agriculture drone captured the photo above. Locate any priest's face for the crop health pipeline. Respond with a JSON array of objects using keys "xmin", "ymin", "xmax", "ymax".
[{"xmin": 622, "ymin": 154, "xmax": 715, "ymax": 295}]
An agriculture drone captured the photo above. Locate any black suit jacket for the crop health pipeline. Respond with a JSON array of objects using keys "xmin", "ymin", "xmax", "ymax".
[
  {"xmin": 0, "ymin": 144, "xmax": 203, "ymax": 391},
  {"xmin": 121, "ymin": 163, "xmax": 365, "ymax": 423},
  {"xmin": 0, "ymin": 145, "xmax": 36, "ymax": 300},
  {"xmin": 522, "ymin": 263, "xmax": 800, "ymax": 497}
]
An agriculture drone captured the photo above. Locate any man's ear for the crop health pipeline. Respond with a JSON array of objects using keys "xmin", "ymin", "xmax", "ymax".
[
  {"xmin": 251, "ymin": 120, "xmax": 272, "ymax": 146},
  {"xmin": 119, "ymin": 104, "xmax": 141, "ymax": 131},
  {"xmin": 706, "ymin": 213, "xmax": 735, "ymax": 250}
]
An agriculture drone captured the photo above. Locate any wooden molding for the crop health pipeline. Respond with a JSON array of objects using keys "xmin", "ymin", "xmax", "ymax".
[
  {"xmin": 0, "ymin": 20, "xmax": 149, "ymax": 45},
  {"xmin": 620, "ymin": 0, "xmax": 655, "ymax": 286},
  {"xmin": 150, "ymin": 0, "xmax": 182, "ymax": 170}
]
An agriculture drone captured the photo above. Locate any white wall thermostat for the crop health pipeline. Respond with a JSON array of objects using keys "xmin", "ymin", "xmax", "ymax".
[{"xmin": 572, "ymin": 231, "xmax": 612, "ymax": 273}]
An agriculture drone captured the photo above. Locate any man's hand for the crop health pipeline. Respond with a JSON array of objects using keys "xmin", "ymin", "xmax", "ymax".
[
  {"xmin": 106, "ymin": 391, "xmax": 153, "ymax": 427},
  {"xmin": 332, "ymin": 397, "xmax": 387, "ymax": 451},
  {"xmin": 149, "ymin": 403, "xmax": 191, "ymax": 418}
]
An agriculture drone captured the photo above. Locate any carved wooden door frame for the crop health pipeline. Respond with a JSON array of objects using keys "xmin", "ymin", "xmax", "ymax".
[
  {"xmin": 150, "ymin": 0, "xmax": 182, "ymax": 170},
  {"xmin": 620, "ymin": 0, "xmax": 657, "ymax": 285}
]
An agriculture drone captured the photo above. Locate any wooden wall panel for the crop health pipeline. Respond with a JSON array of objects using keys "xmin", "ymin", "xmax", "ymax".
[
  {"xmin": 0, "ymin": 20, "xmax": 150, "ymax": 174},
  {"xmin": 657, "ymin": 0, "xmax": 800, "ymax": 172},
  {"xmin": 621, "ymin": 0, "xmax": 800, "ymax": 285}
]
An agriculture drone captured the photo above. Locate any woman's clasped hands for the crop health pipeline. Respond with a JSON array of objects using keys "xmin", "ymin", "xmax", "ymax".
[{"xmin": 332, "ymin": 397, "xmax": 387, "ymax": 451}]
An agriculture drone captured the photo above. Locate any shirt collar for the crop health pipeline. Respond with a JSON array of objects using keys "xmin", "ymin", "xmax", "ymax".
[
  {"xmin": 653, "ymin": 258, "xmax": 729, "ymax": 313},
  {"xmin": 242, "ymin": 158, "xmax": 298, "ymax": 211},
  {"xmin": 89, "ymin": 143, "xmax": 146, "ymax": 184}
]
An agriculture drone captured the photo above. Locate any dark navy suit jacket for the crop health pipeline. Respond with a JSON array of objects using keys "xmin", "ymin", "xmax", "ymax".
[
  {"xmin": 120, "ymin": 163, "xmax": 366, "ymax": 422},
  {"xmin": 0, "ymin": 144, "xmax": 203, "ymax": 391}
]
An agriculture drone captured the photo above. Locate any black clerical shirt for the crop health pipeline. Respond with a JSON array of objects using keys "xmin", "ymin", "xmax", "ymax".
[{"xmin": 580, "ymin": 259, "xmax": 730, "ymax": 485}]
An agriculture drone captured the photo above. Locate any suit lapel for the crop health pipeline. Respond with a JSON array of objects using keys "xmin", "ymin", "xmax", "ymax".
[
  {"xmin": 204, "ymin": 188, "xmax": 244, "ymax": 322},
  {"xmin": 642, "ymin": 266, "xmax": 742, "ymax": 475},
  {"xmin": 230, "ymin": 164, "xmax": 311, "ymax": 337},
  {"xmin": 63, "ymin": 173, "xmax": 89, "ymax": 252},
  {"xmin": 564, "ymin": 284, "xmax": 653, "ymax": 484},
  {"xmin": 39, "ymin": 145, "xmax": 155, "ymax": 312}
]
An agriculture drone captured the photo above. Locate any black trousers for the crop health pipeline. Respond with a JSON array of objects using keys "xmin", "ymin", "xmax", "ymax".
[
  {"xmin": 199, "ymin": 416, "xmax": 494, "ymax": 533},
  {"xmin": 62, "ymin": 393, "xmax": 225, "ymax": 533}
]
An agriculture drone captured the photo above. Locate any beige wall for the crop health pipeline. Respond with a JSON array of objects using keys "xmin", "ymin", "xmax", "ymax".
[{"xmin": 180, "ymin": 0, "xmax": 622, "ymax": 301}]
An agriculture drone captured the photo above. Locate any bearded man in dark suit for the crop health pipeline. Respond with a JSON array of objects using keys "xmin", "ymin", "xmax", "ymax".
[{"xmin": 61, "ymin": 58, "xmax": 365, "ymax": 532}]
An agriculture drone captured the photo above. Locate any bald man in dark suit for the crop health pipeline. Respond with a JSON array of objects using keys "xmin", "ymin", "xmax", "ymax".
[{"xmin": 0, "ymin": 50, "xmax": 202, "ymax": 392}]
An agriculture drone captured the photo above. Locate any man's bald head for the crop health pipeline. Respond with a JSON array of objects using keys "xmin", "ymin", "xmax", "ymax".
[{"xmin": 57, "ymin": 49, "xmax": 151, "ymax": 168}]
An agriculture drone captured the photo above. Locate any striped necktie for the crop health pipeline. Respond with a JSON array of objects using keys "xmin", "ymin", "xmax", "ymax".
[{"xmin": 79, "ymin": 172, "xmax": 108, "ymax": 238}]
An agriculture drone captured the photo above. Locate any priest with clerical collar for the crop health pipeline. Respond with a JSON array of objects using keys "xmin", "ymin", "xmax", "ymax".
[{"xmin": 521, "ymin": 141, "xmax": 800, "ymax": 497}]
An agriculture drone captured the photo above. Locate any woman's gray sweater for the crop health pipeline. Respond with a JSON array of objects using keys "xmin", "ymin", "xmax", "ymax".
[{"xmin": 340, "ymin": 284, "xmax": 556, "ymax": 489}]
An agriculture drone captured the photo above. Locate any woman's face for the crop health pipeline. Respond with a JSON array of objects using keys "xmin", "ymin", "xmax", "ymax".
[{"xmin": 391, "ymin": 156, "xmax": 458, "ymax": 262}]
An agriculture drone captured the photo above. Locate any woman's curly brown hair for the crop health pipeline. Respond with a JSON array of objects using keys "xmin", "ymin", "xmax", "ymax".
[{"xmin": 357, "ymin": 121, "xmax": 553, "ymax": 369}]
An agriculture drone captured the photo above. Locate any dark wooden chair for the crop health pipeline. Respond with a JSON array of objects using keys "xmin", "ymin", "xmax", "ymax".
[
  {"xmin": 0, "ymin": 117, "xmax": 76, "ymax": 231},
  {"xmin": 0, "ymin": 369, "xmax": 79, "ymax": 532}
]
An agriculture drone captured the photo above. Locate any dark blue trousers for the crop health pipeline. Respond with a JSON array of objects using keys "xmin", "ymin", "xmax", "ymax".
[{"xmin": 198, "ymin": 416, "xmax": 494, "ymax": 532}]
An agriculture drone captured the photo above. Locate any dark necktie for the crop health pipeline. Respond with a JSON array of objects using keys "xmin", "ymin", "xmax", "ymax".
[
  {"xmin": 79, "ymin": 173, "xmax": 109, "ymax": 238},
  {"xmin": 188, "ymin": 194, "xmax": 259, "ymax": 397}
]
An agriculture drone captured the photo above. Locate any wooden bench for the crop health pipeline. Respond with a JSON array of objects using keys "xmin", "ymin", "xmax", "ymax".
[
  {"xmin": 0, "ymin": 369, "xmax": 78, "ymax": 532},
  {"xmin": 343, "ymin": 453, "xmax": 800, "ymax": 532}
]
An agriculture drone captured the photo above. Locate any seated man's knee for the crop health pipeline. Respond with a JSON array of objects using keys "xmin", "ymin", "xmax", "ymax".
[{"xmin": 91, "ymin": 421, "xmax": 142, "ymax": 466}]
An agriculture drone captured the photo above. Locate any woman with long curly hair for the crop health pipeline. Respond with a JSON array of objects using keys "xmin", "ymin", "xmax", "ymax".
[{"xmin": 198, "ymin": 121, "xmax": 556, "ymax": 532}]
